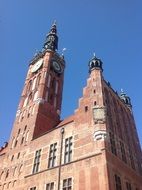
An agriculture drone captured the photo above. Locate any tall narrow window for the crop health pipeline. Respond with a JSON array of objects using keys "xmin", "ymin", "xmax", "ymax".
[
  {"xmin": 5, "ymin": 170, "xmax": 9, "ymax": 179},
  {"xmin": 63, "ymin": 178, "xmax": 72, "ymax": 190},
  {"xmin": 54, "ymin": 97, "xmax": 57, "ymax": 108},
  {"xmin": 32, "ymin": 104, "xmax": 36, "ymax": 115},
  {"xmin": 23, "ymin": 97, "xmax": 28, "ymax": 107},
  {"xmin": 55, "ymin": 81, "xmax": 58, "ymax": 94},
  {"xmin": 47, "ymin": 74, "xmax": 51, "ymax": 88},
  {"xmin": 21, "ymin": 110, "xmax": 26, "ymax": 121},
  {"xmin": 129, "ymin": 149, "xmax": 135, "ymax": 170},
  {"xmin": 36, "ymin": 74, "xmax": 41, "ymax": 87},
  {"xmin": 21, "ymin": 136, "xmax": 24, "ymax": 144},
  {"xmin": 27, "ymin": 80, "xmax": 32, "ymax": 92},
  {"xmin": 64, "ymin": 137, "xmax": 73, "ymax": 164},
  {"xmin": 27, "ymin": 107, "xmax": 32, "ymax": 117},
  {"xmin": 28, "ymin": 93, "xmax": 33, "ymax": 105},
  {"xmin": 14, "ymin": 139, "xmax": 18, "ymax": 148},
  {"xmin": 45, "ymin": 90, "xmax": 49, "ymax": 102},
  {"xmin": 46, "ymin": 182, "xmax": 54, "ymax": 190},
  {"xmin": 48, "ymin": 143, "xmax": 57, "ymax": 168},
  {"xmin": 109, "ymin": 132, "xmax": 117, "ymax": 155},
  {"xmin": 17, "ymin": 129, "xmax": 21, "ymax": 135},
  {"xmin": 126, "ymin": 182, "xmax": 132, "ymax": 190},
  {"xmin": 32, "ymin": 149, "xmax": 41, "ymax": 174},
  {"xmin": 25, "ymin": 130, "xmax": 29, "ymax": 142},
  {"xmin": 120, "ymin": 141, "xmax": 127, "ymax": 163},
  {"xmin": 13, "ymin": 167, "xmax": 17, "ymax": 177},
  {"xmin": 32, "ymin": 77, "xmax": 37, "ymax": 90},
  {"xmin": 0, "ymin": 171, "xmax": 4, "ymax": 180},
  {"xmin": 114, "ymin": 174, "xmax": 122, "ymax": 190},
  {"xmin": 11, "ymin": 137, "xmax": 15, "ymax": 149},
  {"xmin": 33, "ymin": 91, "xmax": 38, "ymax": 101}
]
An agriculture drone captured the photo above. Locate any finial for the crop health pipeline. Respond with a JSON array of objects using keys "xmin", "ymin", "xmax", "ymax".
[
  {"xmin": 120, "ymin": 88, "xmax": 126, "ymax": 95},
  {"xmin": 53, "ymin": 20, "xmax": 57, "ymax": 25},
  {"xmin": 121, "ymin": 88, "xmax": 124, "ymax": 93},
  {"xmin": 62, "ymin": 48, "xmax": 67, "ymax": 55},
  {"xmin": 93, "ymin": 52, "xmax": 96, "ymax": 57}
]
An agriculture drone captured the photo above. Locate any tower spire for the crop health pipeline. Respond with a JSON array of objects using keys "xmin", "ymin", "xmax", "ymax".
[{"xmin": 43, "ymin": 21, "xmax": 58, "ymax": 51}]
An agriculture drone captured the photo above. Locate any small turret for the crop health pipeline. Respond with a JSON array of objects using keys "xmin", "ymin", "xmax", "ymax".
[
  {"xmin": 120, "ymin": 89, "xmax": 132, "ymax": 110},
  {"xmin": 89, "ymin": 53, "xmax": 103, "ymax": 73}
]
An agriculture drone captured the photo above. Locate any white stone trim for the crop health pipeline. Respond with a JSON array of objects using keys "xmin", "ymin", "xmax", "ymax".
[{"xmin": 93, "ymin": 130, "xmax": 107, "ymax": 141}]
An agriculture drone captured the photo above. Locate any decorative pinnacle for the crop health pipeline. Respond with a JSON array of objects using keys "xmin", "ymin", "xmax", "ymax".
[
  {"xmin": 62, "ymin": 48, "xmax": 67, "ymax": 55},
  {"xmin": 120, "ymin": 89, "xmax": 126, "ymax": 95}
]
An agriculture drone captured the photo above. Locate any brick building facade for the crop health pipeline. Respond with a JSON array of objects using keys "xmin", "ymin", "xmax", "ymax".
[{"xmin": 0, "ymin": 22, "xmax": 142, "ymax": 190}]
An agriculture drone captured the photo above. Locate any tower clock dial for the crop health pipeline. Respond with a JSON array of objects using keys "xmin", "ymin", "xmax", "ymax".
[
  {"xmin": 52, "ymin": 60, "xmax": 63, "ymax": 74},
  {"xmin": 31, "ymin": 58, "xmax": 43, "ymax": 73}
]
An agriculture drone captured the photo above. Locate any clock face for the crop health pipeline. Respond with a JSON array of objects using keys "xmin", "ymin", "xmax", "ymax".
[
  {"xmin": 31, "ymin": 59, "xmax": 43, "ymax": 73},
  {"xmin": 52, "ymin": 61, "xmax": 63, "ymax": 74}
]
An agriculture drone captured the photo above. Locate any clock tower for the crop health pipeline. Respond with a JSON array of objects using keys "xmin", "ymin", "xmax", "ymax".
[{"xmin": 12, "ymin": 22, "xmax": 65, "ymax": 141}]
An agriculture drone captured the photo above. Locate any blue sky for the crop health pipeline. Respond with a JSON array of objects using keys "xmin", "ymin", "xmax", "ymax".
[{"xmin": 0, "ymin": 0, "xmax": 142, "ymax": 146}]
